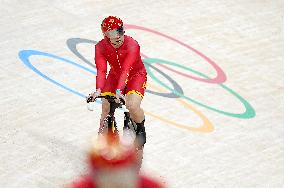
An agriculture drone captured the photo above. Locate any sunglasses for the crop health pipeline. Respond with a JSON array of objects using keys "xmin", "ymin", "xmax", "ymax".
[{"xmin": 104, "ymin": 26, "xmax": 124, "ymax": 39}]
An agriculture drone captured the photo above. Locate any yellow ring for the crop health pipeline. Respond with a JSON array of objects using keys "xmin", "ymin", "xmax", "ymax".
[{"xmin": 145, "ymin": 83, "xmax": 214, "ymax": 133}]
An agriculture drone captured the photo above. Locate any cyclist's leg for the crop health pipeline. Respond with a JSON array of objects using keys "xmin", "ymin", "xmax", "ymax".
[
  {"xmin": 125, "ymin": 74, "xmax": 147, "ymax": 149},
  {"xmin": 99, "ymin": 73, "xmax": 117, "ymax": 133},
  {"xmin": 124, "ymin": 73, "xmax": 147, "ymax": 123},
  {"xmin": 98, "ymin": 98, "xmax": 110, "ymax": 133},
  {"xmin": 125, "ymin": 94, "xmax": 144, "ymax": 123},
  {"xmin": 125, "ymin": 94, "xmax": 146, "ymax": 148}
]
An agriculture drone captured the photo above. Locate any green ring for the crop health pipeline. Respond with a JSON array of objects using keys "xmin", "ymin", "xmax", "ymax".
[{"xmin": 144, "ymin": 58, "xmax": 255, "ymax": 119}]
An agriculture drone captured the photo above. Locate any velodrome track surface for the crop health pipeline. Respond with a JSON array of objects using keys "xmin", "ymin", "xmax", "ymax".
[{"xmin": 1, "ymin": 0, "xmax": 284, "ymax": 187}]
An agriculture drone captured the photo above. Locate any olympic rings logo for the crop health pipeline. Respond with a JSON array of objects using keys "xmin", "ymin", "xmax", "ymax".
[{"xmin": 18, "ymin": 24, "xmax": 255, "ymax": 133}]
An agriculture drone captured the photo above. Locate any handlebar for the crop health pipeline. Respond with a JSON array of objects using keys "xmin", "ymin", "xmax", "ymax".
[{"xmin": 86, "ymin": 95, "xmax": 125, "ymax": 105}]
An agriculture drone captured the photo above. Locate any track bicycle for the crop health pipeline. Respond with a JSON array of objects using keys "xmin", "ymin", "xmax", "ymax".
[{"xmin": 86, "ymin": 95, "xmax": 143, "ymax": 168}]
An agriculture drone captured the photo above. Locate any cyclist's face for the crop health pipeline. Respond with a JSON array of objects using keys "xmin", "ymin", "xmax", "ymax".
[{"xmin": 105, "ymin": 28, "xmax": 125, "ymax": 48}]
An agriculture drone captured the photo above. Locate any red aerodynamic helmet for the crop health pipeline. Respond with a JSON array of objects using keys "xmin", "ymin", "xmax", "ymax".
[{"xmin": 101, "ymin": 16, "xmax": 123, "ymax": 33}]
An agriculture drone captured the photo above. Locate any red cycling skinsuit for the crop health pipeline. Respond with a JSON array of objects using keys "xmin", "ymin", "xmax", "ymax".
[{"xmin": 95, "ymin": 35, "xmax": 147, "ymax": 98}]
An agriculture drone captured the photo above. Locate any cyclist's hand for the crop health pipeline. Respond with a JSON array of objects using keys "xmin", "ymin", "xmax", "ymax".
[
  {"xmin": 86, "ymin": 89, "xmax": 101, "ymax": 103},
  {"xmin": 115, "ymin": 89, "xmax": 125, "ymax": 102}
]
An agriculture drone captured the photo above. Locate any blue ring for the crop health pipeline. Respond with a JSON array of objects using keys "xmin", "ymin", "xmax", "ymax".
[{"xmin": 18, "ymin": 49, "xmax": 100, "ymax": 102}]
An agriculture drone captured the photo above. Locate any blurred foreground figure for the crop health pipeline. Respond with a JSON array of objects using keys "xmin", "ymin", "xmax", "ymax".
[{"xmin": 68, "ymin": 134, "xmax": 165, "ymax": 188}]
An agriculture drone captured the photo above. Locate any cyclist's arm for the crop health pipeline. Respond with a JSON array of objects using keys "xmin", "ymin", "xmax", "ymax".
[
  {"xmin": 116, "ymin": 42, "xmax": 139, "ymax": 91},
  {"xmin": 95, "ymin": 44, "xmax": 107, "ymax": 90}
]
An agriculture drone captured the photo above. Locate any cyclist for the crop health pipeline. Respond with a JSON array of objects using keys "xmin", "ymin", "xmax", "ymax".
[
  {"xmin": 90, "ymin": 16, "xmax": 147, "ymax": 150},
  {"xmin": 69, "ymin": 134, "xmax": 165, "ymax": 188}
]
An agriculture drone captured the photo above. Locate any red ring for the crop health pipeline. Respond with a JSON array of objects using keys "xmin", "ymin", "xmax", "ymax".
[{"xmin": 124, "ymin": 24, "xmax": 227, "ymax": 84}]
